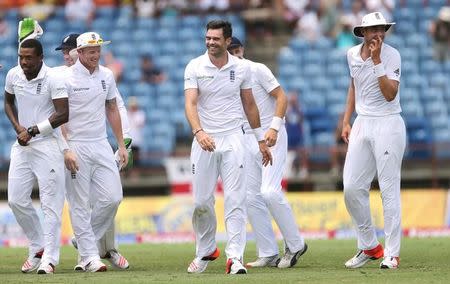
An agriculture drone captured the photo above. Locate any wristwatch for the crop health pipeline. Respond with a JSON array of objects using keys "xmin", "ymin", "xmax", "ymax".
[{"xmin": 27, "ymin": 126, "xmax": 36, "ymax": 137}]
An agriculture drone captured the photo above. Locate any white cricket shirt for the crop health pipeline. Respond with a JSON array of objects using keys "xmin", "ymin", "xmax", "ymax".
[
  {"xmin": 4, "ymin": 63, "xmax": 68, "ymax": 142},
  {"xmin": 184, "ymin": 51, "xmax": 252, "ymax": 134},
  {"xmin": 347, "ymin": 42, "xmax": 402, "ymax": 116},
  {"xmin": 242, "ymin": 59, "xmax": 280, "ymax": 132},
  {"xmin": 64, "ymin": 60, "xmax": 117, "ymax": 142},
  {"xmin": 54, "ymin": 64, "xmax": 130, "ymax": 138}
]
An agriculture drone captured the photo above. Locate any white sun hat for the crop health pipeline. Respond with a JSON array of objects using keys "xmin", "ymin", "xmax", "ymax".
[
  {"xmin": 76, "ymin": 32, "xmax": 111, "ymax": 49},
  {"xmin": 353, "ymin": 12, "xmax": 395, "ymax": 37}
]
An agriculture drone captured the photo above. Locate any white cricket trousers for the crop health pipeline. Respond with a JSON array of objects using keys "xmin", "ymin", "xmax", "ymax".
[
  {"xmin": 65, "ymin": 139, "xmax": 123, "ymax": 264},
  {"xmin": 191, "ymin": 130, "xmax": 247, "ymax": 260},
  {"xmin": 343, "ymin": 114, "xmax": 406, "ymax": 257},
  {"xmin": 244, "ymin": 126, "xmax": 304, "ymax": 257},
  {"xmin": 8, "ymin": 138, "xmax": 65, "ymax": 265}
]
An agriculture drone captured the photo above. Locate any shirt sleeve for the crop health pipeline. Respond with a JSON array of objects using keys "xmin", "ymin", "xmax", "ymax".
[
  {"xmin": 5, "ymin": 69, "xmax": 15, "ymax": 94},
  {"xmin": 240, "ymin": 61, "xmax": 253, "ymax": 89},
  {"xmin": 48, "ymin": 70, "xmax": 68, "ymax": 99},
  {"xmin": 255, "ymin": 63, "xmax": 280, "ymax": 93},
  {"xmin": 115, "ymin": 89, "xmax": 131, "ymax": 138},
  {"xmin": 184, "ymin": 60, "xmax": 198, "ymax": 90},
  {"xmin": 346, "ymin": 49, "xmax": 354, "ymax": 78},
  {"xmin": 106, "ymin": 71, "xmax": 117, "ymax": 101},
  {"xmin": 385, "ymin": 48, "xmax": 401, "ymax": 82}
]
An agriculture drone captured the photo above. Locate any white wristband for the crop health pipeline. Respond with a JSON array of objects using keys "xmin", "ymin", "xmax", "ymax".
[
  {"xmin": 36, "ymin": 119, "xmax": 53, "ymax": 136},
  {"xmin": 269, "ymin": 117, "xmax": 283, "ymax": 131},
  {"xmin": 253, "ymin": 127, "xmax": 264, "ymax": 142},
  {"xmin": 373, "ymin": 63, "xmax": 386, "ymax": 78}
]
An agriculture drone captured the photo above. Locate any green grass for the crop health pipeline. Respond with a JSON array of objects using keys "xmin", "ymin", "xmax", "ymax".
[{"xmin": 0, "ymin": 238, "xmax": 449, "ymax": 283}]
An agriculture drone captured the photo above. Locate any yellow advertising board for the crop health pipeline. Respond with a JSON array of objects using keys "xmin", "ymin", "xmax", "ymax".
[{"xmin": 59, "ymin": 190, "xmax": 447, "ymax": 239}]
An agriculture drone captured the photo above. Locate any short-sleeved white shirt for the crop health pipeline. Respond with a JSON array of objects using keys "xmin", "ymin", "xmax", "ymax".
[
  {"xmin": 54, "ymin": 64, "xmax": 130, "ymax": 138},
  {"xmin": 64, "ymin": 60, "xmax": 117, "ymax": 142},
  {"xmin": 184, "ymin": 51, "xmax": 252, "ymax": 134},
  {"xmin": 4, "ymin": 63, "xmax": 68, "ymax": 142},
  {"xmin": 347, "ymin": 42, "xmax": 402, "ymax": 116},
  {"xmin": 242, "ymin": 59, "xmax": 280, "ymax": 132}
]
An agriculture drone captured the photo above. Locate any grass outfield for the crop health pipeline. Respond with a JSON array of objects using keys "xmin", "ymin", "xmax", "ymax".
[{"xmin": 0, "ymin": 238, "xmax": 449, "ymax": 283}]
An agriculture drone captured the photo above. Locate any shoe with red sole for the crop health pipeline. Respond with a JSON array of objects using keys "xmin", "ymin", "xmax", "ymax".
[
  {"xmin": 345, "ymin": 243, "xmax": 384, "ymax": 268},
  {"xmin": 21, "ymin": 249, "xmax": 44, "ymax": 273},
  {"xmin": 187, "ymin": 248, "xmax": 220, "ymax": 274}
]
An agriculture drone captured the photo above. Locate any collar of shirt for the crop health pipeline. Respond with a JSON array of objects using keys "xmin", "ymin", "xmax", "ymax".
[
  {"xmin": 73, "ymin": 59, "xmax": 99, "ymax": 77},
  {"xmin": 201, "ymin": 51, "xmax": 238, "ymax": 70},
  {"xmin": 19, "ymin": 62, "xmax": 49, "ymax": 82}
]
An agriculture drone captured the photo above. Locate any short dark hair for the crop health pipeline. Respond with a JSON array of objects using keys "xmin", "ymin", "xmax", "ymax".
[
  {"xmin": 206, "ymin": 20, "xmax": 232, "ymax": 39},
  {"xmin": 20, "ymin": 39, "xmax": 43, "ymax": 56}
]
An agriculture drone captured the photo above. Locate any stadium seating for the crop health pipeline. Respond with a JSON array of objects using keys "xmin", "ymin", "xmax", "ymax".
[{"xmin": 0, "ymin": 2, "xmax": 449, "ymax": 168}]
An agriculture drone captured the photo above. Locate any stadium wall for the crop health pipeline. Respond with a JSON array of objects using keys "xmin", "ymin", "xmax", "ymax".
[{"xmin": 0, "ymin": 189, "xmax": 449, "ymax": 247}]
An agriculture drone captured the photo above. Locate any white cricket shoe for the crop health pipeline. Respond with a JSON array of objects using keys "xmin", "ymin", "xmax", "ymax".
[
  {"xmin": 226, "ymin": 258, "xmax": 247, "ymax": 274},
  {"xmin": 187, "ymin": 248, "xmax": 220, "ymax": 274},
  {"xmin": 278, "ymin": 243, "xmax": 308, "ymax": 268},
  {"xmin": 380, "ymin": 257, "xmax": 400, "ymax": 269},
  {"xmin": 246, "ymin": 255, "xmax": 280, "ymax": 268},
  {"xmin": 37, "ymin": 263, "xmax": 55, "ymax": 274},
  {"xmin": 345, "ymin": 244, "xmax": 384, "ymax": 269},
  {"xmin": 187, "ymin": 257, "xmax": 209, "ymax": 274},
  {"xmin": 74, "ymin": 254, "xmax": 85, "ymax": 271},
  {"xmin": 103, "ymin": 250, "xmax": 129, "ymax": 269},
  {"xmin": 21, "ymin": 249, "xmax": 43, "ymax": 273},
  {"xmin": 85, "ymin": 259, "xmax": 107, "ymax": 272}
]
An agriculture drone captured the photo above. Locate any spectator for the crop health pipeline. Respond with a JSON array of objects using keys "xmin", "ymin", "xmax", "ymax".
[
  {"xmin": 65, "ymin": 0, "xmax": 95, "ymax": 27},
  {"xmin": 20, "ymin": 0, "xmax": 55, "ymax": 21},
  {"xmin": 295, "ymin": 3, "xmax": 321, "ymax": 42},
  {"xmin": 319, "ymin": 0, "xmax": 340, "ymax": 38},
  {"xmin": 133, "ymin": 0, "xmax": 157, "ymax": 18},
  {"xmin": 344, "ymin": 0, "xmax": 366, "ymax": 28},
  {"xmin": 364, "ymin": 0, "xmax": 394, "ymax": 22},
  {"xmin": 330, "ymin": 112, "xmax": 347, "ymax": 177},
  {"xmin": 140, "ymin": 55, "xmax": 166, "ymax": 84},
  {"xmin": 103, "ymin": 51, "xmax": 123, "ymax": 83},
  {"xmin": 336, "ymin": 16, "xmax": 359, "ymax": 50},
  {"xmin": 197, "ymin": 0, "xmax": 230, "ymax": 14},
  {"xmin": 281, "ymin": 0, "xmax": 309, "ymax": 27},
  {"xmin": 429, "ymin": 6, "xmax": 450, "ymax": 62},
  {"xmin": 0, "ymin": 13, "xmax": 12, "ymax": 43},
  {"xmin": 285, "ymin": 91, "xmax": 309, "ymax": 180},
  {"xmin": 126, "ymin": 96, "xmax": 145, "ymax": 176}
]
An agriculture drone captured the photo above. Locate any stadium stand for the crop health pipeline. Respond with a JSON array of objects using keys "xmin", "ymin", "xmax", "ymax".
[{"xmin": 0, "ymin": 2, "xmax": 449, "ymax": 179}]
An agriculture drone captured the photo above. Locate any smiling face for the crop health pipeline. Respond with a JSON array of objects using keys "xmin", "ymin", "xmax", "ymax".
[
  {"xmin": 77, "ymin": 46, "xmax": 101, "ymax": 72},
  {"xmin": 205, "ymin": 28, "xmax": 231, "ymax": 58},
  {"xmin": 62, "ymin": 48, "xmax": 77, "ymax": 66}
]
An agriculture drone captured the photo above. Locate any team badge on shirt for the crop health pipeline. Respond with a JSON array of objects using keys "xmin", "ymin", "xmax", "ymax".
[
  {"xmin": 101, "ymin": 80, "xmax": 106, "ymax": 92},
  {"xmin": 36, "ymin": 83, "xmax": 42, "ymax": 95},
  {"xmin": 230, "ymin": 70, "xmax": 235, "ymax": 82}
]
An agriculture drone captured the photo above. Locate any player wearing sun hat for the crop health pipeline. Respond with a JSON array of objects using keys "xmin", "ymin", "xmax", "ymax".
[
  {"xmin": 62, "ymin": 31, "xmax": 128, "ymax": 272},
  {"xmin": 52, "ymin": 32, "xmax": 131, "ymax": 271},
  {"xmin": 341, "ymin": 12, "xmax": 405, "ymax": 270}
]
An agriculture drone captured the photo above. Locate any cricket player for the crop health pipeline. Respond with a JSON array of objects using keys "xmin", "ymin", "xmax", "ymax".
[
  {"xmin": 227, "ymin": 37, "xmax": 308, "ymax": 269},
  {"xmin": 342, "ymin": 12, "xmax": 406, "ymax": 269},
  {"xmin": 184, "ymin": 20, "xmax": 272, "ymax": 275},
  {"xmin": 4, "ymin": 38, "xmax": 68, "ymax": 274},
  {"xmin": 63, "ymin": 32, "xmax": 128, "ymax": 272},
  {"xmin": 54, "ymin": 33, "xmax": 130, "ymax": 270}
]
